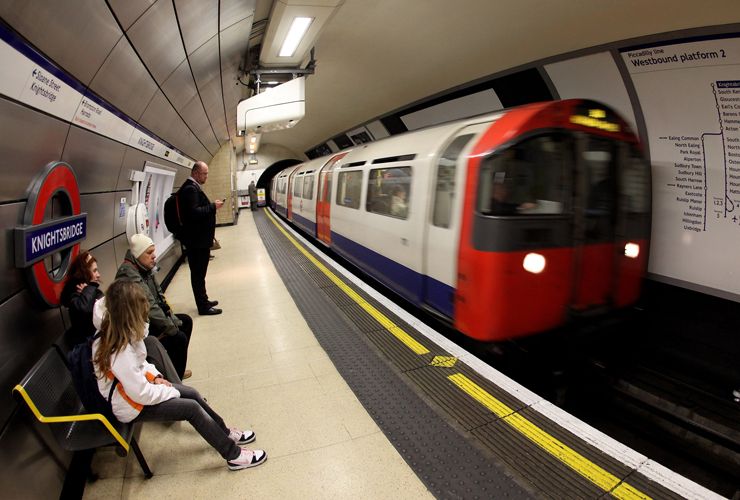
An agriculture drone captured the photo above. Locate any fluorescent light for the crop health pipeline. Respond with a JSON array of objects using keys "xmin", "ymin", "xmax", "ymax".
[
  {"xmin": 246, "ymin": 133, "xmax": 261, "ymax": 154},
  {"xmin": 279, "ymin": 17, "xmax": 313, "ymax": 57}
]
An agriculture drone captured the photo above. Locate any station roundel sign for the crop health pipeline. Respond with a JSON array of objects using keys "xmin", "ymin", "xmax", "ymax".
[{"xmin": 15, "ymin": 161, "xmax": 87, "ymax": 307}]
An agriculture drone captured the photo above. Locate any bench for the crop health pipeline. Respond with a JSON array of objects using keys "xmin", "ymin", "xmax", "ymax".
[{"xmin": 12, "ymin": 346, "xmax": 153, "ymax": 490}]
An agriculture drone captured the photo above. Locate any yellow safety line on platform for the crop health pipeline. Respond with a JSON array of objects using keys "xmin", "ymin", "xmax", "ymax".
[
  {"xmin": 448, "ymin": 374, "xmax": 649, "ymax": 500},
  {"xmin": 265, "ymin": 210, "xmax": 649, "ymax": 500},
  {"xmin": 265, "ymin": 210, "xmax": 429, "ymax": 355}
]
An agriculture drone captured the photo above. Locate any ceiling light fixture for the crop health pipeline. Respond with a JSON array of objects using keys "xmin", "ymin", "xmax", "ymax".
[{"xmin": 279, "ymin": 17, "xmax": 313, "ymax": 57}]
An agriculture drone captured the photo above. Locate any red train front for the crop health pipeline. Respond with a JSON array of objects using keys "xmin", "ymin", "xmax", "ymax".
[{"xmin": 455, "ymin": 100, "xmax": 651, "ymax": 341}]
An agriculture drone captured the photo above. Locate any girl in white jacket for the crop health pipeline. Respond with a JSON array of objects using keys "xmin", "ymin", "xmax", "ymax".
[{"xmin": 92, "ymin": 279, "xmax": 266, "ymax": 471}]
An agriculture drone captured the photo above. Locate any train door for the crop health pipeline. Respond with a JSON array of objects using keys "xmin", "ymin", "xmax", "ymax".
[
  {"xmin": 286, "ymin": 170, "xmax": 298, "ymax": 220},
  {"xmin": 570, "ymin": 134, "xmax": 620, "ymax": 311},
  {"xmin": 317, "ymin": 153, "xmax": 346, "ymax": 244},
  {"xmin": 291, "ymin": 172, "xmax": 305, "ymax": 222},
  {"xmin": 422, "ymin": 124, "xmax": 486, "ymax": 317}
]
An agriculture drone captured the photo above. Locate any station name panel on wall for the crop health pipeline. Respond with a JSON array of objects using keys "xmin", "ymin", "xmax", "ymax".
[
  {"xmin": 0, "ymin": 23, "xmax": 194, "ymax": 169},
  {"xmin": 14, "ymin": 162, "xmax": 86, "ymax": 307},
  {"xmin": 621, "ymin": 33, "xmax": 740, "ymax": 297}
]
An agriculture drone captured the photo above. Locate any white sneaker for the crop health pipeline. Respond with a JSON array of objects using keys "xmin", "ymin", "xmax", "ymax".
[
  {"xmin": 228, "ymin": 428, "xmax": 255, "ymax": 445},
  {"xmin": 227, "ymin": 448, "xmax": 267, "ymax": 470}
]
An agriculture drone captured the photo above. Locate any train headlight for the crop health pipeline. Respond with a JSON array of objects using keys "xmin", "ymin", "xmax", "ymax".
[
  {"xmin": 624, "ymin": 242, "xmax": 640, "ymax": 258},
  {"xmin": 523, "ymin": 253, "xmax": 546, "ymax": 274}
]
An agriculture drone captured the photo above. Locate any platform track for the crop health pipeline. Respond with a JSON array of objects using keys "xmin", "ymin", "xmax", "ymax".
[{"xmin": 255, "ymin": 209, "xmax": 684, "ymax": 500}]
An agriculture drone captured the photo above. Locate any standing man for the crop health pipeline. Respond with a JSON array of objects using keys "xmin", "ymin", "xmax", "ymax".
[
  {"xmin": 248, "ymin": 180, "xmax": 258, "ymax": 211},
  {"xmin": 180, "ymin": 160, "xmax": 223, "ymax": 315}
]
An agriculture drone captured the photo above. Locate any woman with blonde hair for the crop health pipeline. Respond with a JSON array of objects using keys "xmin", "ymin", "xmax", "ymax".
[{"xmin": 92, "ymin": 279, "xmax": 266, "ymax": 471}]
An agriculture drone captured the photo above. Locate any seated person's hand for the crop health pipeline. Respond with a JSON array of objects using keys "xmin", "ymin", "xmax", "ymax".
[{"xmin": 153, "ymin": 376, "xmax": 172, "ymax": 387}]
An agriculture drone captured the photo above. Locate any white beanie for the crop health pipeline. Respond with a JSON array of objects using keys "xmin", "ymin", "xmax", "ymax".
[{"xmin": 130, "ymin": 233, "xmax": 155, "ymax": 258}]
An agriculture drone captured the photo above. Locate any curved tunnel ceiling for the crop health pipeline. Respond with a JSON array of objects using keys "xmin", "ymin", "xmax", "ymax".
[{"xmin": 1, "ymin": 0, "xmax": 739, "ymax": 162}]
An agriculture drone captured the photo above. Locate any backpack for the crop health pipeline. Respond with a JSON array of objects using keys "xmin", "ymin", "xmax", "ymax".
[
  {"xmin": 66, "ymin": 333, "xmax": 118, "ymax": 421},
  {"xmin": 164, "ymin": 191, "xmax": 182, "ymax": 238}
]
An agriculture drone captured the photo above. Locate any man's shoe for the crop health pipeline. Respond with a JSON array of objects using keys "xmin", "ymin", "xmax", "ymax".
[
  {"xmin": 206, "ymin": 300, "xmax": 219, "ymax": 307},
  {"xmin": 183, "ymin": 369, "xmax": 192, "ymax": 380},
  {"xmin": 199, "ymin": 307, "xmax": 222, "ymax": 316}
]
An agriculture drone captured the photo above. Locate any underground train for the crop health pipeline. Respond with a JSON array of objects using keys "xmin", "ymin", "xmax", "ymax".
[{"xmin": 271, "ymin": 99, "xmax": 651, "ymax": 341}]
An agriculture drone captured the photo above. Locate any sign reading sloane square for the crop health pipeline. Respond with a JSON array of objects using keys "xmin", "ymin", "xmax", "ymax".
[{"xmin": 14, "ymin": 161, "xmax": 87, "ymax": 307}]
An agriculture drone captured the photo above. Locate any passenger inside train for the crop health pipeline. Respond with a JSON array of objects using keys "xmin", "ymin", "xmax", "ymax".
[{"xmin": 389, "ymin": 184, "xmax": 408, "ymax": 218}]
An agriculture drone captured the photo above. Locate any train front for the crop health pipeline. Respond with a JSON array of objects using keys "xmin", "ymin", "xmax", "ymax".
[{"xmin": 455, "ymin": 100, "xmax": 651, "ymax": 341}]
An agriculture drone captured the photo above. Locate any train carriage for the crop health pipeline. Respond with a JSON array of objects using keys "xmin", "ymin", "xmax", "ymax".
[{"xmin": 272, "ymin": 99, "xmax": 650, "ymax": 341}]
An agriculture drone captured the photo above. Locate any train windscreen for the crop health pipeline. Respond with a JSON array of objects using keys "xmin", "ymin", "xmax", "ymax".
[{"xmin": 478, "ymin": 134, "xmax": 570, "ymax": 216}]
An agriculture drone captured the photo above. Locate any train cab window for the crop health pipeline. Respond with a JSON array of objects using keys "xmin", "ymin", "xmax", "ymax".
[
  {"xmin": 293, "ymin": 174, "xmax": 304, "ymax": 198},
  {"xmin": 366, "ymin": 167, "xmax": 411, "ymax": 219},
  {"xmin": 478, "ymin": 135, "xmax": 569, "ymax": 216},
  {"xmin": 583, "ymin": 146, "xmax": 615, "ymax": 215},
  {"xmin": 303, "ymin": 173, "xmax": 314, "ymax": 200},
  {"xmin": 433, "ymin": 134, "xmax": 474, "ymax": 228},
  {"xmin": 336, "ymin": 170, "xmax": 363, "ymax": 209},
  {"xmin": 622, "ymin": 148, "xmax": 650, "ymax": 213}
]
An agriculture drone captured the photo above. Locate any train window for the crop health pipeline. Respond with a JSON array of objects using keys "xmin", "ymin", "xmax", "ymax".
[
  {"xmin": 303, "ymin": 174, "xmax": 314, "ymax": 200},
  {"xmin": 583, "ymin": 145, "xmax": 615, "ymax": 215},
  {"xmin": 366, "ymin": 167, "xmax": 411, "ymax": 219},
  {"xmin": 323, "ymin": 173, "xmax": 332, "ymax": 202},
  {"xmin": 293, "ymin": 174, "xmax": 304, "ymax": 198},
  {"xmin": 478, "ymin": 135, "xmax": 568, "ymax": 216},
  {"xmin": 337, "ymin": 171, "xmax": 363, "ymax": 209},
  {"xmin": 622, "ymin": 148, "xmax": 650, "ymax": 213},
  {"xmin": 433, "ymin": 134, "xmax": 474, "ymax": 228}
]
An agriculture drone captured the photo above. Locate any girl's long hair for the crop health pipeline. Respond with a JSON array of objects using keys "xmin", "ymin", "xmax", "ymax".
[{"xmin": 94, "ymin": 279, "xmax": 150, "ymax": 375}]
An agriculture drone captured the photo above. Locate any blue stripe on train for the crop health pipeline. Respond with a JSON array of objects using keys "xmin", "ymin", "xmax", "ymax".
[
  {"xmin": 292, "ymin": 212, "xmax": 316, "ymax": 236},
  {"xmin": 330, "ymin": 231, "xmax": 454, "ymax": 318}
]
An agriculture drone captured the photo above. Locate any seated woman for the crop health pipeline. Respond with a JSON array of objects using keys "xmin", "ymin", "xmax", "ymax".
[
  {"xmin": 92, "ymin": 279, "xmax": 266, "ymax": 471},
  {"xmin": 61, "ymin": 251, "xmax": 103, "ymax": 347},
  {"xmin": 63, "ymin": 251, "xmax": 181, "ymax": 383}
]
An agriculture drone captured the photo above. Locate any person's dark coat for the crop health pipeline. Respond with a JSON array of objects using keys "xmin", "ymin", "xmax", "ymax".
[
  {"xmin": 115, "ymin": 250, "xmax": 182, "ymax": 338},
  {"xmin": 60, "ymin": 279, "xmax": 103, "ymax": 345},
  {"xmin": 178, "ymin": 178, "xmax": 216, "ymax": 248},
  {"xmin": 248, "ymin": 182, "xmax": 258, "ymax": 205}
]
